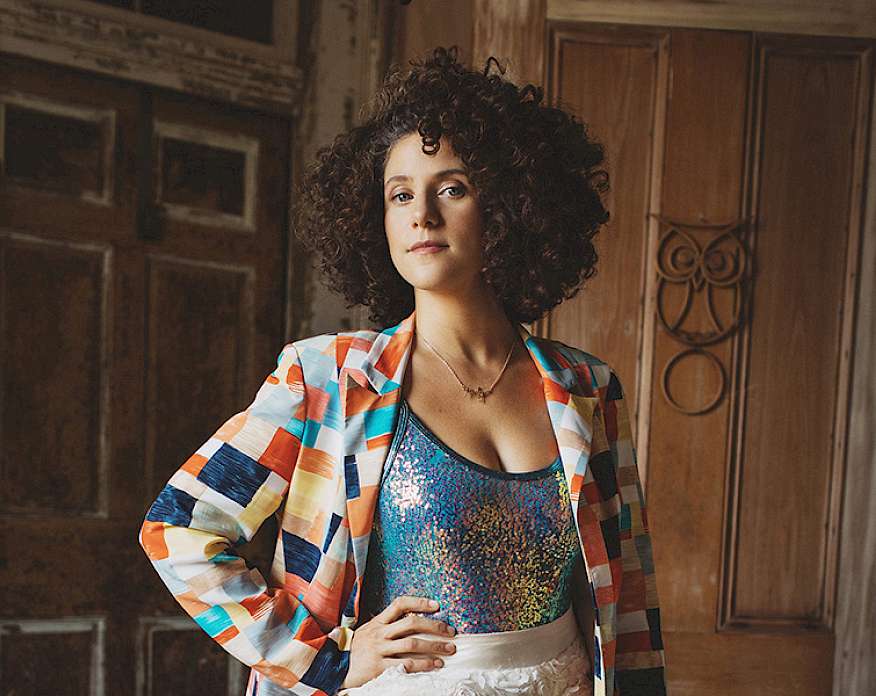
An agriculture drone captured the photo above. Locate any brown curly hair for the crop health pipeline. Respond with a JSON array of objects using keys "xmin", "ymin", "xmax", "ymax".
[{"xmin": 291, "ymin": 45, "xmax": 610, "ymax": 328}]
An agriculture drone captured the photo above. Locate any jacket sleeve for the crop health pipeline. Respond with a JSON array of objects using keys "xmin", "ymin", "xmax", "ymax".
[
  {"xmin": 603, "ymin": 368, "xmax": 667, "ymax": 695},
  {"xmin": 138, "ymin": 343, "xmax": 353, "ymax": 696}
]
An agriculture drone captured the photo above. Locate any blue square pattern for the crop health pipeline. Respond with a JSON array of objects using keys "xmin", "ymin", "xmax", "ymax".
[
  {"xmin": 146, "ymin": 485, "xmax": 196, "ymax": 527},
  {"xmin": 282, "ymin": 530, "xmax": 321, "ymax": 582},
  {"xmin": 197, "ymin": 443, "xmax": 271, "ymax": 508}
]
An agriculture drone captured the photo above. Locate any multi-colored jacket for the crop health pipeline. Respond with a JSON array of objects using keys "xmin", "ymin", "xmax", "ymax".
[{"xmin": 139, "ymin": 308, "xmax": 667, "ymax": 695}]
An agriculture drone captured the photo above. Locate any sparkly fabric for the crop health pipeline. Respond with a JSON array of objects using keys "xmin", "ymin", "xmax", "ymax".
[{"xmin": 359, "ymin": 398, "xmax": 582, "ymax": 634}]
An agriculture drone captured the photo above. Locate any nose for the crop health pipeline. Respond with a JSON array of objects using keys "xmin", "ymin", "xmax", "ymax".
[{"xmin": 411, "ymin": 197, "xmax": 439, "ymax": 230}]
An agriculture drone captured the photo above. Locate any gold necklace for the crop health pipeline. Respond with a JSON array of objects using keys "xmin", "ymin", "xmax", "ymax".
[{"xmin": 417, "ymin": 330, "xmax": 516, "ymax": 403}]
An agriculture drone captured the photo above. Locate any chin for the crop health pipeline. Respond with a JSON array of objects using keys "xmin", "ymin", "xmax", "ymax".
[
  {"xmin": 403, "ymin": 275, "xmax": 448, "ymax": 291},
  {"xmin": 405, "ymin": 269, "xmax": 478, "ymax": 293}
]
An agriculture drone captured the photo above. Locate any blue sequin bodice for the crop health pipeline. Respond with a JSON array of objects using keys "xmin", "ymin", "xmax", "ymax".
[{"xmin": 359, "ymin": 398, "xmax": 582, "ymax": 634}]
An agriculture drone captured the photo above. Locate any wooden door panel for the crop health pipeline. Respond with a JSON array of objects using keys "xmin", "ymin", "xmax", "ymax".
[
  {"xmin": 0, "ymin": 234, "xmax": 111, "ymax": 516},
  {"xmin": 729, "ymin": 41, "xmax": 861, "ymax": 627},
  {"xmin": 546, "ymin": 26, "xmax": 665, "ymax": 419},
  {"xmin": 647, "ymin": 28, "xmax": 752, "ymax": 634},
  {"xmin": 546, "ymin": 23, "xmax": 872, "ymax": 695},
  {"xmin": 667, "ymin": 631, "xmax": 834, "ymax": 696},
  {"xmin": 143, "ymin": 255, "xmax": 256, "ymax": 497}
]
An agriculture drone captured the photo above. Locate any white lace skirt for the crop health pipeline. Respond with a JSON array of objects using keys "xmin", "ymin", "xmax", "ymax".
[{"xmin": 338, "ymin": 606, "xmax": 594, "ymax": 696}]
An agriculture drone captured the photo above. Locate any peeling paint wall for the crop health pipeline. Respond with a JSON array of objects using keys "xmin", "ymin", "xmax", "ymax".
[
  {"xmin": 291, "ymin": 0, "xmax": 473, "ymax": 338},
  {"xmin": 291, "ymin": 0, "xmax": 379, "ymax": 337}
]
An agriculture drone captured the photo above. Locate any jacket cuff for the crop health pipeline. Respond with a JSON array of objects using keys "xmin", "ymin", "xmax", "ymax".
[{"xmin": 297, "ymin": 637, "xmax": 352, "ymax": 695}]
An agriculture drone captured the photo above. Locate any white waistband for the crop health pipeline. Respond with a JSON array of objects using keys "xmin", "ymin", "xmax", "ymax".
[{"xmin": 404, "ymin": 606, "xmax": 580, "ymax": 670}]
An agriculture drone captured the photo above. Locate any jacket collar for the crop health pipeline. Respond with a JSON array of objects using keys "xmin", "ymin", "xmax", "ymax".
[{"xmin": 343, "ymin": 307, "xmax": 596, "ymax": 397}]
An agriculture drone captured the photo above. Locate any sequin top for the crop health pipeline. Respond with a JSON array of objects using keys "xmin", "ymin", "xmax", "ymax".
[{"xmin": 359, "ymin": 398, "xmax": 582, "ymax": 634}]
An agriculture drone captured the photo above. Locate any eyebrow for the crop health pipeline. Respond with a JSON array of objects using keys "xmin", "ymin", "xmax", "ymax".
[{"xmin": 383, "ymin": 168, "xmax": 469, "ymax": 188}]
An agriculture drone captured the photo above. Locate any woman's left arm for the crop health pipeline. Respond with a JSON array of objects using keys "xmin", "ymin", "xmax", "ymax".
[{"xmin": 603, "ymin": 369, "xmax": 667, "ymax": 695}]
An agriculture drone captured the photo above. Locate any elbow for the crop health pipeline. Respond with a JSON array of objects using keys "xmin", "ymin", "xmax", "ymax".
[{"xmin": 138, "ymin": 517, "xmax": 169, "ymax": 562}]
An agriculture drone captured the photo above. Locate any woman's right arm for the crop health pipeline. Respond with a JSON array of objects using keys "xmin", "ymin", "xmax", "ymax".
[
  {"xmin": 139, "ymin": 343, "xmax": 354, "ymax": 695},
  {"xmin": 139, "ymin": 342, "xmax": 456, "ymax": 694}
]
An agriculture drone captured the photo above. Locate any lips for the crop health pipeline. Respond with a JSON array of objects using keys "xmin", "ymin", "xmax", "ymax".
[{"xmin": 409, "ymin": 241, "xmax": 448, "ymax": 251}]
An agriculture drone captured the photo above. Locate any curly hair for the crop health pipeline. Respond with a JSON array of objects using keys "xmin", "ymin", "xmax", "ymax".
[{"xmin": 291, "ymin": 45, "xmax": 610, "ymax": 328}]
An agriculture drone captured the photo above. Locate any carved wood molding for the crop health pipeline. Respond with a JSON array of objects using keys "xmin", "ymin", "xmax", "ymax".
[
  {"xmin": 547, "ymin": 0, "xmax": 876, "ymax": 40},
  {"xmin": 650, "ymin": 214, "xmax": 751, "ymax": 415},
  {"xmin": 0, "ymin": 0, "xmax": 304, "ymax": 115}
]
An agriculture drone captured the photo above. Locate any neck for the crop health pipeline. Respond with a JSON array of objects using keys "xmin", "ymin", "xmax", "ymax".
[{"xmin": 411, "ymin": 285, "xmax": 520, "ymax": 368}]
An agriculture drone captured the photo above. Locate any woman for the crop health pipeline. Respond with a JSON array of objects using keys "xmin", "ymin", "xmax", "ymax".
[{"xmin": 139, "ymin": 46, "xmax": 666, "ymax": 696}]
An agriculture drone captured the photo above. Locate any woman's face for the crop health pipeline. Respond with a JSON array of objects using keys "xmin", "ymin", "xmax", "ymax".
[{"xmin": 383, "ymin": 132, "xmax": 484, "ymax": 294}]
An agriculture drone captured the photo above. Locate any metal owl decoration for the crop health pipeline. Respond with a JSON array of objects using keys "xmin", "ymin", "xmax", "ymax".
[{"xmin": 651, "ymin": 216, "xmax": 751, "ymax": 415}]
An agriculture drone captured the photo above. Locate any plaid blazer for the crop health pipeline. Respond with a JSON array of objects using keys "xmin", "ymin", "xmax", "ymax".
[{"xmin": 139, "ymin": 308, "xmax": 666, "ymax": 696}]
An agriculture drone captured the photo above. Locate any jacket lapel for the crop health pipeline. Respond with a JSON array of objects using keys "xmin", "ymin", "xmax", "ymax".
[
  {"xmin": 338, "ymin": 308, "xmax": 611, "ymax": 638},
  {"xmin": 338, "ymin": 311, "xmax": 416, "ymax": 588}
]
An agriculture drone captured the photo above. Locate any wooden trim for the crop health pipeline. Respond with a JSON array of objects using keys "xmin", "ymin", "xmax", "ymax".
[
  {"xmin": 273, "ymin": 0, "xmax": 299, "ymax": 64},
  {"xmin": 827, "ymin": 38, "xmax": 873, "ymax": 633},
  {"xmin": 548, "ymin": 0, "xmax": 876, "ymax": 40},
  {"xmin": 10, "ymin": 0, "xmax": 299, "ymax": 61},
  {"xmin": 833, "ymin": 42, "xmax": 876, "ymax": 696},
  {"xmin": 718, "ymin": 27, "xmax": 759, "ymax": 636},
  {"xmin": 0, "ymin": 0, "xmax": 304, "ymax": 115},
  {"xmin": 636, "ymin": 30, "xmax": 671, "ymax": 494}
]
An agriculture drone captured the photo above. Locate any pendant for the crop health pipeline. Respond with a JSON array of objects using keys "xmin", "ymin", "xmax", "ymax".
[{"xmin": 464, "ymin": 385, "xmax": 489, "ymax": 402}]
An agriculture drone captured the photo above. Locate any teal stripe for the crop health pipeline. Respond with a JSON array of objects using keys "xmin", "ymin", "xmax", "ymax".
[
  {"xmin": 194, "ymin": 605, "xmax": 234, "ymax": 636},
  {"xmin": 209, "ymin": 551, "xmax": 239, "ymax": 564},
  {"xmin": 364, "ymin": 404, "xmax": 396, "ymax": 438},
  {"xmin": 287, "ymin": 603, "xmax": 310, "ymax": 635}
]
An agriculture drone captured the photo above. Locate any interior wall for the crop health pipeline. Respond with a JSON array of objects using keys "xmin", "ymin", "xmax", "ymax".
[
  {"xmin": 291, "ymin": 0, "xmax": 473, "ymax": 339},
  {"xmin": 290, "ymin": 0, "xmax": 378, "ymax": 338}
]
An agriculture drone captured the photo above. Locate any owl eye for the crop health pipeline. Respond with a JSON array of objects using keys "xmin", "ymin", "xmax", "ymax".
[{"xmin": 657, "ymin": 227, "xmax": 700, "ymax": 283}]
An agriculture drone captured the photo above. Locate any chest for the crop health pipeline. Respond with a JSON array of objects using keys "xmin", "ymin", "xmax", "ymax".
[{"xmin": 401, "ymin": 349, "xmax": 560, "ymax": 475}]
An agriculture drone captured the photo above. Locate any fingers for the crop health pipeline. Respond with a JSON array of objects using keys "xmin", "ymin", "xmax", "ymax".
[
  {"xmin": 376, "ymin": 595, "xmax": 439, "ymax": 624},
  {"xmin": 345, "ymin": 597, "xmax": 452, "ymax": 689},
  {"xmin": 383, "ymin": 612, "xmax": 455, "ymax": 640},
  {"xmin": 383, "ymin": 636, "xmax": 457, "ymax": 658},
  {"xmin": 386, "ymin": 656, "xmax": 446, "ymax": 674},
  {"xmin": 366, "ymin": 596, "xmax": 457, "ymax": 679}
]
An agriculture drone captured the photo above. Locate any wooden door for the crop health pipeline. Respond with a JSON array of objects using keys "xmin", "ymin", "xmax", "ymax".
[
  {"xmin": 0, "ymin": 53, "xmax": 290, "ymax": 695},
  {"xmin": 543, "ymin": 25, "xmax": 872, "ymax": 695}
]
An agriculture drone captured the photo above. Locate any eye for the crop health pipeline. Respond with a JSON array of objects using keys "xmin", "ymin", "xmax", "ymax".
[
  {"xmin": 443, "ymin": 184, "xmax": 466, "ymax": 197},
  {"xmin": 390, "ymin": 191, "xmax": 413, "ymax": 203}
]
